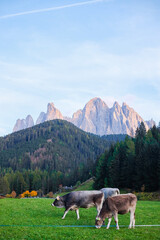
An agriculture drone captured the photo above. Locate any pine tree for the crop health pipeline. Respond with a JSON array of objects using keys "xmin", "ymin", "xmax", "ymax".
[{"xmin": 0, "ymin": 176, "xmax": 10, "ymax": 195}]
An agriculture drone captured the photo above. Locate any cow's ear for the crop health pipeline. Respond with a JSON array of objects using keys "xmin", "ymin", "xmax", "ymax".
[{"xmin": 56, "ymin": 196, "xmax": 60, "ymax": 200}]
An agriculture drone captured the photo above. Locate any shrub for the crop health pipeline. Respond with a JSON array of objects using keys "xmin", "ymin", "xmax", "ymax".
[
  {"xmin": 47, "ymin": 192, "xmax": 54, "ymax": 198},
  {"xmin": 11, "ymin": 191, "xmax": 16, "ymax": 198},
  {"xmin": 30, "ymin": 191, "xmax": 37, "ymax": 197},
  {"xmin": 21, "ymin": 190, "xmax": 31, "ymax": 198},
  {"xmin": 132, "ymin": 191, "xmax": 160, "ymax": 201},
  {"xmin": 5, "ymin": 194, "xmax": 12, "ymax": 198},
  {"xmin": 21, "ymin": 190, "xmax": 37, "ymax": 198}
]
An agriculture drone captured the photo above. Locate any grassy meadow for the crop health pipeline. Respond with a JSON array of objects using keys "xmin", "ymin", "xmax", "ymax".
[{"xmin": 0, "ymin": 198, "xmax": 160, "ymax": 240}]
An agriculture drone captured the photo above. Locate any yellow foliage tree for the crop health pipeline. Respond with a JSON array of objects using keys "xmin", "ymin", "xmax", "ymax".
[
  {"xmin": 30, "ymin": 190, "xmax": 37, "ymax": 197},
  {"xmin": 21, "ymin": 190, "xmax": 37, "ymax": 198},
  {"xmin": 21, "ymin": 190, "xmax": 31, "ymax": 198}
]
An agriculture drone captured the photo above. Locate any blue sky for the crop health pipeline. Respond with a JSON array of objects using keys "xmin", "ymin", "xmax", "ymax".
[{"xmin": 0, "ymin": 0, "xmax": 160, "ymax": 136}]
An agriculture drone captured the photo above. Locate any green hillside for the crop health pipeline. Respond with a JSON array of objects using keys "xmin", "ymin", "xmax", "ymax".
[
  {"xmin": 0, "ymin": 120, "xmax": 108, "ymax": 170},
  {"xmin": 0, "ymin": 120, "xmax": 128, "ymax": 195}
]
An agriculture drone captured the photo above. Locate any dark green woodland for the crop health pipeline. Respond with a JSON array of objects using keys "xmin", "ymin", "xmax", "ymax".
[
  {"xmin": 94, "ymin": 123, "xmax": 160, "ymax": 192},
  {"xmin": 0, "ymin": 119, "xmax": 126, "ymax": 194},
  {"xmin": 0, "ymin": 120, "xmax": 159, "ymax": 195}
]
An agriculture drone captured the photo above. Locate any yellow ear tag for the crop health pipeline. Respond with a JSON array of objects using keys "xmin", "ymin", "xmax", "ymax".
[{"xmin": 56, "ymin": 196, "xmax": 60, "ymax": 200}]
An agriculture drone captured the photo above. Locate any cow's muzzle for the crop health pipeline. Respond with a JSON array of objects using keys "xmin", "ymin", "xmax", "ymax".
[{"xmin": 95, "ymin": 225, "xmax": 101, "ymax": 229}]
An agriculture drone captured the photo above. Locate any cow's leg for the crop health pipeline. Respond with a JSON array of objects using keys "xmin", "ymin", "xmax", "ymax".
[
  {"xmin": 129, "ymin": 209, "xmax": 134, "ymax": 229},
  {"xmin": 62, "ymin": 208, "xmax": 70, "ymax": 219},
  {"xmin": 132, "ymin": 212, "xmax": 136, "ymax": 228},
  {"xmin": 113, "ymin": 212, "xmax": 119, "ymax": 230},
  {"xmin": 96, "ymin": 202, "xmax": 103, "ymax": 217},
  {"xmin": 76, "ymin": 209, "xmax": 80, "ymax": 220},
  {"xmin": 106, "ymin": 218, "xmax": 112, "ymax": 229},
  {"xmin": 96, "ymin": 206, "xmax": 100, "ymax": 217}
]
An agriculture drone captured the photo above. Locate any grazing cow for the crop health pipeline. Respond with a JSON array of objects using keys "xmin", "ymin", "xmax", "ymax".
[
  {"xmin": 100, "ymin": 188, "xmax": 120, "ymax": 199},
  {"xmin": 95, "ymin": 193, "xmax": 137, "ymax": 230},
  {"xmin": 51, "ymin": 191, "xmax": 104, "ymax": 219}
]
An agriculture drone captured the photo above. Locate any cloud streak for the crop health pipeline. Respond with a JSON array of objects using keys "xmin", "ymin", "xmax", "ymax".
[{"xmin": 0, "ymin": 0, "xmax": 106, "ymax": 19}]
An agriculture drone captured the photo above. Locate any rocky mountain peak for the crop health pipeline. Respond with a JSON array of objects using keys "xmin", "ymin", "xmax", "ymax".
[
  {"xmin": 13, "ymin": 98, "xmax": 155, "ymax": 136},
  {"xmin": 46, "ymin": 102, "xmax": 63, "ymax": 121},
  {"xmin": 112, "ymin": 101, "xmax": 121, "ymax": 117},
  {"xmin": 86, "ymin": 97, "xmax": 108, "ymax": 108},
  {"xmin": 36, "ymin": 102, "xmax": 63, "ymax": 124},
  {"xmin": 122, "ymin": 102, "xmax": 132, "ymax": 117},
  {"xmin": 113, "ymin": 101, "xmax": 121, "ymax": 109},
  {"xmin": 146, "ymin": 119, "xmax": 156, "ymax": 128},
  {"xmin": 36, "ymin": 112, "xmax": 46, "ymax": 125},
  {"xmin": 13, "ymin": 115, "xmax": 34, "ymax": 132},
  {"xmin": 47, "ymin": 102, "xmax": 55, "ymax": 112}
]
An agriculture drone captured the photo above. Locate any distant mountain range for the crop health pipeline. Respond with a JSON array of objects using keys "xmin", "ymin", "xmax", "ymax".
[{"xmin": 13, "ymin": 97, "xmax": 155, "ymax": 136}]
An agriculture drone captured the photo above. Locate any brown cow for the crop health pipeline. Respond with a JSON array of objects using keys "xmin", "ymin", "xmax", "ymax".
[{"xmin": 95, "ymin": 193, "xmax": 137, "ymax": 229}]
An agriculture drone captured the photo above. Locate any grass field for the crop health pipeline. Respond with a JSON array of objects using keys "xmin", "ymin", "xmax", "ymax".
[{"xmin": 0, "ymin": 198, "xmax": 160, "ymax": 240}]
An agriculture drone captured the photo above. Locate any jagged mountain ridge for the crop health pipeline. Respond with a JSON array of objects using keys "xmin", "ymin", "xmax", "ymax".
[
  {"xmin": 13, "ymin": 115, "xmax": 34, "ymax": 132},
  {"xmin": 13, "ymin": 97, "xmax": 155, "ymax": 135}
]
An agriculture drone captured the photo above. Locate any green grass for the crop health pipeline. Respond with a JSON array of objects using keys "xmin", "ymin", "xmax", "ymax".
[
  {"xmin": 0, "ymin": 199, "xmax": 160, "ymax": 240},
  {"xmin": 74, "ymin": 179, "xmax": 94, "ymax": 191}
]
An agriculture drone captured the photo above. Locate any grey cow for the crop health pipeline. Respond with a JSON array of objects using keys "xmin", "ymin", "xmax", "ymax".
[
  {"xmin": 51, "ymin": 190, "xmax": 104, "ymax": 219},
  {"xmin": 100, "ymin": 188, "xmax": 120, "ymax": 199}
]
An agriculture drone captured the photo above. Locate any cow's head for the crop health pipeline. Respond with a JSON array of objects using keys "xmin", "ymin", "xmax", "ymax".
[
  {"xmin": 95, "ymin": 216, "xmax": 103, "ymax": 229},
  {"xmin": 51, "ymin": 196, "xmax": 64, "ymax": 208}
]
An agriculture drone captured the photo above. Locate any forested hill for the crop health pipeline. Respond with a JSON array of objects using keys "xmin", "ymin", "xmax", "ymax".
[
  {"xmin": 1, "ymin": 119, "xmax": 122, "ymax": 172},
  {"xmin": 0, "ymin": 119, "xmax": 127, "ymax": 194}
]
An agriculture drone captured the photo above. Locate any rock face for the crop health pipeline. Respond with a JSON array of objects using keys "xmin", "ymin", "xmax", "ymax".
[
  {"xmin": 13, "ymin": 115, "xmax": 34, "ymax": 132},
  {"xmin": 145, "ymin": 119, "xmax": 155, "ymax": 129},
  {"xmin": 71, "ymin": 98, "xmax": 109, "ymax": 135},
  {"xmin": 36, "ymin": 103, "xmax": 63, "ymax": 124},
  {"xmin": 13, "ymin": 98, "xmax": 155, "ymax": 135},
  {"xmin": 70, "ymin": 98, "xmax": 154, "ymax": 136},
  {"xmin": 107, "ymin": 101, "xmax": 149, "ymax": 136}
]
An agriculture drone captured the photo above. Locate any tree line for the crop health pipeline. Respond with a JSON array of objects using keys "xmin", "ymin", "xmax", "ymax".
[
  {"xmin": 1, "ymin": 119, "xmax": 157, "ymax": 196},
  {"xmin": 0, "ymin": 120, "xmax": 111, "ymax": 195},
  {"xmin": 94, "ymin": 123, "xmax": 160, "ymax": 192}
]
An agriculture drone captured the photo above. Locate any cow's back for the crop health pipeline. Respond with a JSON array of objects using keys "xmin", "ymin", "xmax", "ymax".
[
  {"xmin": 107, "ymin": 194, "xmax": 137, "ymax": 214},
  {"xmin": 100, "ymin": 188, "xmax": 120, "ymax": 199},
  {"xmin": 64, "ymin": 191, "xmax": 103, "ymax": 208}
]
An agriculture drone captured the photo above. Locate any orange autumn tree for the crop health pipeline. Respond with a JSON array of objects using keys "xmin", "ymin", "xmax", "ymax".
[
  {"xmin": 21, "ymin": 190, "xmax": 31, "ymax": 198},
  {"xmin": 30, "ymin": 190, "xmax": 37, "ymax": 197},
  {"xmin": 21, "ymin": 190, "xmax": 37, "ymax": 198}
]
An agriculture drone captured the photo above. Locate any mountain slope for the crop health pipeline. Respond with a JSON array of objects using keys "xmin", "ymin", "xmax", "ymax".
[{"xmin": 1, "ymin": 120, "xmax": 110, "ymax": 173}]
